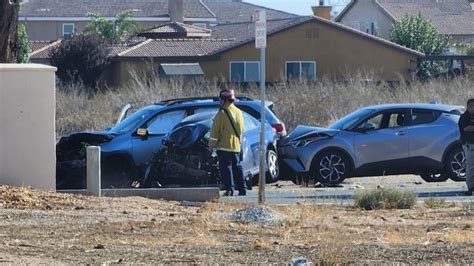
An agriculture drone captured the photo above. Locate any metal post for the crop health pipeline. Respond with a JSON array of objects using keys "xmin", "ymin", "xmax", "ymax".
[
  {"xmin": 258, "ymin": 47, "xmax": 266, "ymax": 205},
  {"xmin": 87, "ymin": 146, "xmax": 101, "ymax": 197}
]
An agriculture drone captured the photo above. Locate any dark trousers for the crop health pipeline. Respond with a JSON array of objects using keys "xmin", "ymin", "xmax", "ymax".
[{"xmin": 217, "ymin": 150, "xmax": 246, "ymax": 193}]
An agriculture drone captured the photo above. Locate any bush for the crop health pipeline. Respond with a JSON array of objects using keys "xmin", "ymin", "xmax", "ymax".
[
  {"xmin": 49, "ymin": 34, "xmax": 110, "ymax": 90},
  {"xmin": 16, "ymin": 23, "xmax": 30, "ymax": 63},
  {"xmin": 424, "ymin": 198, "xmax": 448, "ymax": 209},
  {"xmin": 353, "ymin": 188, "xmax": 417, "ymax": 210}
]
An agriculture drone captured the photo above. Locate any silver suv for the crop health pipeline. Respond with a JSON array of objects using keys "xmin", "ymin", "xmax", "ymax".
[{"xmin": 279, "ymin": 103, "xmax": 465, "ymax": 185}]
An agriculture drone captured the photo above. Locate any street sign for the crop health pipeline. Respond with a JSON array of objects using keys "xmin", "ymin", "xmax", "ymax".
[{"xmin": 255, "ymin": 10, "xmax": 267, "ymax": 48}]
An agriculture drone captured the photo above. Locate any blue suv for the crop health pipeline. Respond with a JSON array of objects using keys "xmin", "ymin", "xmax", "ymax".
[{"xmin": 56, "ymin": 96, "xmax": 285, "ymax": 189}]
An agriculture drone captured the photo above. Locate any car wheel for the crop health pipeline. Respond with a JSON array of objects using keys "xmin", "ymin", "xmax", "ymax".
[
  {"xmin": 445, "ymin": 146, "xmax": 466, "ymax": 182},
  {"xmin": 419, "ymin": 173, "xmax": 449, "ymax": 183},
  {"xmin": 266, "ymin": 149, "xmax": 280, "ymax": 183},
  {"xmin": 312, "ymin": 150, "xmax": 349, "ymax": 185}
]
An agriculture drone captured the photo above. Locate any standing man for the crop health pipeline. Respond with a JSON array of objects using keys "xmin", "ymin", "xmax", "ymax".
[
  {"xmin": 458, "ymin": 98, "xmax": 474, "ymax": 196},
  {"xmin": 209, "ymin": 88, "xmax": 246, "ymax": 196}
]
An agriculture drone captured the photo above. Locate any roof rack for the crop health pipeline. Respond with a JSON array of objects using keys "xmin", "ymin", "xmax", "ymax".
[{"xmin": 155, "ymin": 96, "xmax": 255, "ymax": 106}]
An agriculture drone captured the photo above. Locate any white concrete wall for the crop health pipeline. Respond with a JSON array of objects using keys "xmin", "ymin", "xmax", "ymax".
[
  {"xmin": 0, "ymin": 64, "xmax": 56, "ymax": 190},
  {"xmin": 338, "ymin": 0, "xmax": 394, "ymax": 39}
]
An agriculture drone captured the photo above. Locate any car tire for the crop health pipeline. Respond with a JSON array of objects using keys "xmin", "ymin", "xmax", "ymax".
[
  {"xmin": 444, "ymin": 146, "xmax": 466, "ymax": 182},
  {"xmin": 311, "ymin": 150, "xmax": 349, "ymax": 185},
  {"xmin": 419, "ymin": 173, "xmax": 449, "ymax": 183},
  {"xmin": 266, "ymin": 149, "xmax": 280, "ymax": 183}
]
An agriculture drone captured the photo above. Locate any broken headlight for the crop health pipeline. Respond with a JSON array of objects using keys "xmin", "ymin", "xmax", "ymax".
[{"xmin": 290, "ymin": 135, "xmax": 328, "ymax": 148}]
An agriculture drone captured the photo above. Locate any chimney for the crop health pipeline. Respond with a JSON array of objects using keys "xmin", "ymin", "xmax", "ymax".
[
  {"xmin": 312, "ymin": 0, "xmax": 332, "ymax": 20},
  {"xmin": 169, "ymin": 0, "xmax": 184, "ymax": 23}
]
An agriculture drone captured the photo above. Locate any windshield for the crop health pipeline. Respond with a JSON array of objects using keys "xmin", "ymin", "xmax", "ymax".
[
  {"xmin": 109, "ymin": 108, "xmax": 155, "ymax": 134},
  {"xmin": 328, "ymin": 108, "xmax": 375, "ymax": 130}
]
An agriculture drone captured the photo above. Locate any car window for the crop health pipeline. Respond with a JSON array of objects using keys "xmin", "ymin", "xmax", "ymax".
[
  {"xmin": 146, "ymin": 110, "xmax": 186, "ymax": 134},
  {"xmin": 194, "ymin": 107, "xmax": 219, "ymax": 115},
  {"xmin": 411, "ymin": 109, "xmax": 439, "ymax": 125},
  {"xmin": 109, "ymin": 108, "xmax": 155, "ymax": 134},
  {"xmin": 358, "ymin": 113, "xmax": 384, "ymax": 130},
  {"xmin": 243, "ymin": 112, "xmax": 258, "ymax": 130},
  {"xmin": 355, "ymin": 110, "xmax": 406, "ymax": 131},
  {"xmin": 388, "ymin": 112, "xmax": 406, "ymax": 128},
  {"xmin": 329, "ymin": 108, "xmax": 374, "ymax": 130}
]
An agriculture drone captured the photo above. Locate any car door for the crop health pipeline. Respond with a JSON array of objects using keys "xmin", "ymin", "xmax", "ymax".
[
  {"xmin": 352, "ymin": 109, "xmax": 410, "ymax": 175},
  {"xmin": 241, "ymin": 112, "xmax": 261, "ymax": 175},
  {"xmin": 406, "ymin": 108, "xmax": 445, "ymax": 172},
  {"xmin": 131, "ymin": 109, "xmax": 187, "ymax": 170}
]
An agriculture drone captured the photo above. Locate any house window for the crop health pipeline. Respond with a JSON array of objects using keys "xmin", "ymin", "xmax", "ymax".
[
  {"xmin": 63, "ymin": 23, "xmax": 75, "ymax": 38},
  {"xmin": 193, "ymin": 23, "xmax": 207, "ymax": 29},
  {"xmin": 229, "ymin": 61, "xmax": 260, "ymax": 82},
  {"xmin": 285, "ymin": 61, "xmax": 316, "ymax": 81}
]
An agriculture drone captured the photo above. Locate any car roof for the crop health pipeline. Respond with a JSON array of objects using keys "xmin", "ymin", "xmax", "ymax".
[
  {"xmin": 363, "ymin": 103, "xmax": 464, "ymax": 112},
  {"xmin": 154, "ymin": 96, "xmax": 273, "ymax": 109}
]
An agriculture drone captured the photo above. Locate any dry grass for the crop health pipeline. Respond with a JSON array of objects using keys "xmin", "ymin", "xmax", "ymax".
[{"xmin": 56, "ymin": 71, "xmax": 474, "ymax": 137}]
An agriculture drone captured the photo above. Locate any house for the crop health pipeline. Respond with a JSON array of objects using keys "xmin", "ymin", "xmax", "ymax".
[
  {"xmin": 20, "ymin": 0, "xmax": 297, "ymax": 41},
  {"xmin": 335, "ymin": 0, "xmax": 474, "ymax": 44},
  {"xmin": 29, "ymin": 3, "xmax": 424, "ymax": 86}
]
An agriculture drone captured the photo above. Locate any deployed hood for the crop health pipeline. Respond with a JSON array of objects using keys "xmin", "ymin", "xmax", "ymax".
[
  {"xmin": 285, "ymin": 125, "xmax": 339, "ymax": 142},
  {"xmin": 57, "ymin": 132, "xmax": 114, "ymax": 149},
  {"xmin": 168, "ymin": 120, "xmax": 212, "ymax": 149}
]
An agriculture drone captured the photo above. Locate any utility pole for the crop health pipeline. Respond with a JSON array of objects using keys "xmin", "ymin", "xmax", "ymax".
[{"xmin": 255, "ymin": 10, "xmax": 266, "ymax": 205}]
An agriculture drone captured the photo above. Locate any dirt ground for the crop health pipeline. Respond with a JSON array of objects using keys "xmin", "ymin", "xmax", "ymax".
[{"xmin": 0, "ymin": 185, "xmax": 473, "ymax": 264}]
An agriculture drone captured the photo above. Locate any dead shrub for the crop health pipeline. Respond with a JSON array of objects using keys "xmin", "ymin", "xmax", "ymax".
[
  {"xmin": 424, "ymin": 198, "xmax": 448, "ymax": 209},
  {"xmin": 353, "ymin": 188, "xmax": 417, "ymax": 210},
  {"xmin": 56, "ymin": 71, "xmax": 474, "ymax": 138}
]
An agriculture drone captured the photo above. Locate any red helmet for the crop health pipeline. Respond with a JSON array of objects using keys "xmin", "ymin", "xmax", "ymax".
[{"xmin": 219, "ymin": 88, "xmax": 236, "ymax": 101}]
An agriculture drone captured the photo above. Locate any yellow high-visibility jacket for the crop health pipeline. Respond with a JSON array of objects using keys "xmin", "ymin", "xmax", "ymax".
[{"xmin": 209, "ymin": 103, "xmax": 244, "ymax": 152}]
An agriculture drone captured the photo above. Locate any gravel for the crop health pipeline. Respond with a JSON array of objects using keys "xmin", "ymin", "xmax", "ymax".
[{"xmin": 231, "ymin": 205, "xmax": 285, "ymax": 226}]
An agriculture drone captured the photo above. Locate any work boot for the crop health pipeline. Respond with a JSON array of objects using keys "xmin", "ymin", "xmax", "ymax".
[
  {"xmin": 223, "ymin": 190, "xmax": 234, "ymax": 197},
  {"xmin": 238, "ymin": 190, "xmax": 246, "ymax": 196}
]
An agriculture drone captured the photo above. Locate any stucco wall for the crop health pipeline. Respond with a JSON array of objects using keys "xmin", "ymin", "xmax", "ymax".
[
  {"xmin": 0, "ymin": 64, "xmax": 56, "ymax": 190},
  {"xmin": 337, "ymin": 0, "xmax": 394, "ymax": 39},
  {"xmin": 201, "ymin": 19, "xmax": 418, "ymax": 82},
  {"xmin": 24, "ymin": 20, "xmax": 202, "ymax": 41}
]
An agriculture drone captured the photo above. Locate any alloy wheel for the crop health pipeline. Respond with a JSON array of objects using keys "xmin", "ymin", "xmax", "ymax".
[
  {"xmin": 267, "ymin": 150, "xmax": 279, "ymax": 182},
  {"xmin": 450, "ymin": 150, "xmax": 466, "ymax": 181},
  {"xmin": 319, "ymin": 154, "xmax": 346, "ymax": 183}
]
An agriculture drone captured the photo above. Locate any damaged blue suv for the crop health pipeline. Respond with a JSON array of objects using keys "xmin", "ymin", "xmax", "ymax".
[{"xmin": 56, "ymin": 96, "xmax": 285, "ymax": 189}]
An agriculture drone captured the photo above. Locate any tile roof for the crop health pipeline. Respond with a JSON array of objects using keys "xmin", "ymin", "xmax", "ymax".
[
  {"xmin": 116, "ymin": 38, "xmax": 235, "ymax": 58},
  {"xmin": 202, "ymin": 0, "xmax": 298, "ymax": 24},
  {"xmin": 139, "ymin": 22, "xmax": 211, "ymax": 38},
  {"xmin": 377, "ymin": 0, "xmax": 474, "ymax": 35},
  {"xmin": 29, "ymin": 40, "xmax": 62, "ymax": 59},
  {"xmin": 29, "ymin": 40, "xmax": 138, "ymax": 59},
  {"xmin": 20, "ymin": 0, "xmax": 214, "ymax": 18},
  {"xmin": 337, "ymin": 0, "xmax": 474, "ymax": 36}
]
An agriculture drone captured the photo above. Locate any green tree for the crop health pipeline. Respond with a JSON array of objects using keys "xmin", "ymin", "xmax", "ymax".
[
  {"xmin": 84, "ymin": 10, "xmax": 139, "ymax": 44},
  {"xmin": 389, "ymin": 13, "xmax": 449, "ymax": 79},
  {"xmin": 16, "ymin": 23, "xmax": 30, "ymax": 63}
]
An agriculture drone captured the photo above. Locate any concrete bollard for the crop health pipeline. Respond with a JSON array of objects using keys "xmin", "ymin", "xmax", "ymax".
[{"xmin": 86, "ymin": 146, "xmax": 101, "ymax": 197}]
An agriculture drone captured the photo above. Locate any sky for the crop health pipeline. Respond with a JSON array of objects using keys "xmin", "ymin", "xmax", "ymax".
[{"xmin": 243, "ymin": 0, "xmax": 351, "ymax": 16}]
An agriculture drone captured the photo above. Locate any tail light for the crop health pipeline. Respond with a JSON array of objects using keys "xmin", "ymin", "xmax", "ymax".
[{"xmin": 271, "ymin": 123, "xmax": 287, "ymax": 136}]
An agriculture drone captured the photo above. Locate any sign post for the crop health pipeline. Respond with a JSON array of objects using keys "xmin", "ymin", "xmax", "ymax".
[{"xmin": 255, "ymin": 10, "xmax": 266, "ymax": 205}]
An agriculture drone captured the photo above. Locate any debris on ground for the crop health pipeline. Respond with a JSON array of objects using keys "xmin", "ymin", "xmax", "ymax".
[
  {"xmin": 0, "ymin": 185, "xmax": 88, "ymax": 210},
  {"xmin": 231, "ymin": 205, "xmax": 285, "ymax": 226}
]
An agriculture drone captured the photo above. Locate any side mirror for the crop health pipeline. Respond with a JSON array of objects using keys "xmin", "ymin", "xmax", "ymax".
[{"xmin": 136, "ymin": 128, "xmax": 148, "ymax": 137}]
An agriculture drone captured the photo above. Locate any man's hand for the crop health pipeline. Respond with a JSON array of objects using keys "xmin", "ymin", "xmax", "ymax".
[{"xmin": 464, "ymin": 125, "xmax": 474, "ymax": 132}]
